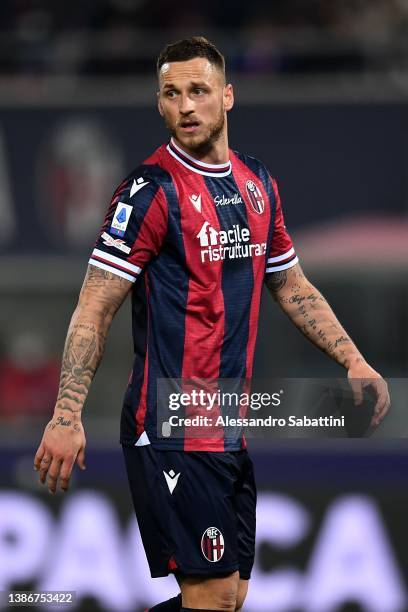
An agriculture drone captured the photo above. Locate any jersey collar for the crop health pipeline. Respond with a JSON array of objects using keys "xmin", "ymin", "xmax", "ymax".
[{"xmin": 167, "ymin": 138, "xmax": 232, "ymax": 177}]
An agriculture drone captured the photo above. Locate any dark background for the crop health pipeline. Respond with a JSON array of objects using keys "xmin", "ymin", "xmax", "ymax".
[{"xmin": 0, "ymin": 1, "xmax": 407, "ymax": 610}]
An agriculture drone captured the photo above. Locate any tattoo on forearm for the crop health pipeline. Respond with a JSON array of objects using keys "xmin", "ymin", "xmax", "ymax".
[
  {"xmin": 266, "ymin": 263, "xmax": 359, "ymax": 368},
  {"xmin": 292, "ymin": 296, "xmax": 354, "ymax": 366},
  {"xmin": 56, "ymin": 402, "xmax": 82, "ymax": 414},
  {"xmin": 54, "ymin": 264, "xmax": 131, "ymax": 415},
  {"xmin": 56, "ymin": 321, "xmax": 105, "ymax": 409}
]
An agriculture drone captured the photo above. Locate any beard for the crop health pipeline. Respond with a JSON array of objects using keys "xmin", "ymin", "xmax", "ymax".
[{"xmin": 165, "ymin": 105, "xmax": 225, "ymax": 156}]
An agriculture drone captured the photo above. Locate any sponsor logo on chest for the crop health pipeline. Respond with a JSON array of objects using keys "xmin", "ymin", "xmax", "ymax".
[
  {"xmin": 214, "ymin": 193, "xmax": 243, "ymax": 207},
  {"xmin": 196, "ymin": 221, "xmax": 266, "ymax": 263}
]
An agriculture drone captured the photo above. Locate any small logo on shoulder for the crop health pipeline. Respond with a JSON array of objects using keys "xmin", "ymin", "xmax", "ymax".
[
  {"xmin": 130, "ymin": 177, "xmax": 149, "ymax": 197},
  {"xmin": 111, "ymin": 202, "xmax": 132, "ymax": 237}
]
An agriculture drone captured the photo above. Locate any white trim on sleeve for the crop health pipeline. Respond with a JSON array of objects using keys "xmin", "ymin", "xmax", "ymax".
[
  {"xmin": 266, "ymin": 256, "xmax": 299, "ymax": 274},
  {"xmin": 92, "ymin": 248, "xmax": 142, "ymax": 274},
  {"xmin": 267, "ymin": 247, "xmax": 295, "ymax": 264},
  {"xmin": 89, "ymin": 259, "xmax": 136, "ymax": 282}
]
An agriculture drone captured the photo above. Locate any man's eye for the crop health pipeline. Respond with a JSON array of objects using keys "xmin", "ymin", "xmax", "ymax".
[
  {"xmin": 166, "ymin": 90, "xmax": 176, "ymax": 98},
  {"xmin": 193, "ymin": 88, "xmax": 205, "ymax": 94}
]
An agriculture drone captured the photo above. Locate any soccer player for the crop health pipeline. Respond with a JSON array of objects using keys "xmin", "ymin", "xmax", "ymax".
[{"xmin": 34, "ymin": 37, "xmax": 390, "ymax": 611}]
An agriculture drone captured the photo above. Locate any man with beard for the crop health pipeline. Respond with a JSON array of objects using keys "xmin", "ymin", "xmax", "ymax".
[{"xmin": 34, "ymin": 37, "xmax": 390, "ymax": 611}]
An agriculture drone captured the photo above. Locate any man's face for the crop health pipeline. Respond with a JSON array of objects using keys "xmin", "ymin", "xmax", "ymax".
[{"xmin": 157, "ymin": 57, "xmax": 234, "ymax": 152}]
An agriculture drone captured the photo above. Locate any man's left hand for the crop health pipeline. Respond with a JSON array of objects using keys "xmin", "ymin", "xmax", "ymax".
[{"xmin": 347, "ymin": 360, "xmax": 390, "ymax": 427}]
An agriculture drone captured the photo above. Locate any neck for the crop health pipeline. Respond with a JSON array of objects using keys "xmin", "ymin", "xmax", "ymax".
[{"xmin": 172, "ymin": 129, "xmax": 229, "ymax": 165}]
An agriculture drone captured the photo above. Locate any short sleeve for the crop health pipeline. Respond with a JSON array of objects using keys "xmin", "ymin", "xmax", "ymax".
[
  {"xmin": 89, "ymin": 173, "xmax": 168, "ymax": 282},
  {"xmin": 265, "ymin": 178, "xmax": 298, "ymax": 275}
]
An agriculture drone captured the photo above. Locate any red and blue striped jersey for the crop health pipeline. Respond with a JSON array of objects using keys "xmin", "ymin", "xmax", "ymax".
[{"xmin": 89, "ymin": 139, "xmax": 298, "ymax": 451}]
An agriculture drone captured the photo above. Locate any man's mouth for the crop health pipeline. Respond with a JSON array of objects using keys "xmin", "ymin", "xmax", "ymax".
[{"xmin": 179, "ymin": 120, "xmax": 200, "ymax": 133}]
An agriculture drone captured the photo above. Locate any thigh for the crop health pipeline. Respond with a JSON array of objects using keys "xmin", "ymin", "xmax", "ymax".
[
  {"xmin": 236, "ymin": 578, "xmax": 249, "ymax": 611},
  {"xmin": 178, "ymin": 570, "xmax": 239, "ymax": 611}
]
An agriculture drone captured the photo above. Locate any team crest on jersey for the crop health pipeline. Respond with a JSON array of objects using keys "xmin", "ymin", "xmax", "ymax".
[
  {"xmin": 246, "ymin": 180, "xmax": 265, "ymax": 214},
  {"xmin": 111, "ymin": 202, "xmax": 132, "ymax": 237},
  {"xmin": 201, "ymin": 527, "xmax": 225, "ymax": 562}
]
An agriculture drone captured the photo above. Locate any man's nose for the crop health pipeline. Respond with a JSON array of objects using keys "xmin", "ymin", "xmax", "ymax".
[{"xmin": 179, "ymin": 93, "xmax": 195, "ymax": 114}]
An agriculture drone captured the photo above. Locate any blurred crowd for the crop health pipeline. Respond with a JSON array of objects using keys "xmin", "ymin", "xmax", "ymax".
[
  {"xmin": 0, "ymin": 331, "xmax": 59, "ymax": 420},
  {"xmin": 1, "ymin": 0, "xmax": 408, "ymax": 76}
]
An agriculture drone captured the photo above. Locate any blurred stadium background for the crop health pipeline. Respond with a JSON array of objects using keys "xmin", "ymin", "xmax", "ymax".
[{"xmin": 0, "ymin": 1, "xmax": 408, "ymax": 610}]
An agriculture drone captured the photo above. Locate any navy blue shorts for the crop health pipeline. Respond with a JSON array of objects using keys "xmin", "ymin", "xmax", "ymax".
[{"xmin": 122, "ymin": 445, "xmax": 256, "ymax": 580}]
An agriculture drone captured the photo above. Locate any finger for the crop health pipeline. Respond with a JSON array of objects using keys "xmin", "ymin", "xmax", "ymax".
[
  {"xmin": 47, "ymin": 458, "xmax": 63, "ymax": 494},
  {"xmin": 59, "ymin": 459, "xmax": 75, "ymax": 493},
  {"xmin": 371, "ymin": 382, "xmax": 391, "ymax": 426},
  {"xmin": 34, "ymin": 443, "xmax": 45, "ymax": 471},
  {"xmin": 349, "ymin": 378, "xmax": 364, "ymax": 406},
  {"xmin": 369, "ymin": 380, "xmax": 387, "ymax": 426},
  {"xmin": 38, "ymin": 454, "xmax": 52, "ymax": 484},
  {"xmin": 370, "ymin": 403, "xmax": 385, "ymax": 427},
  {"xmin": 384, "ymin": 387, "xmax": 391, "ymax": 417},
  {"xmin": 76, "ymin": 448, "xmax": 86, "ymax": 471}
]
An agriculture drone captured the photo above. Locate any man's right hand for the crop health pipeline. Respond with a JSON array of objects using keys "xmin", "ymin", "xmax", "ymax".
[
  {"xmin": 33, "ymin": 414, "xmax": 86, "ymax": 494},
  {"xmin": 32, "ymin": 265, "xmax": 131, "ymax": 494}
]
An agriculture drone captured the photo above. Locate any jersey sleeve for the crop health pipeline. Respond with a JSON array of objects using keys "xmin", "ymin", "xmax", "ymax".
[
  {"xmin": 88, "ymin": 173, "xmax": 168, "ymax": 282},
  {"xmin": 265, "ymin": 178, "xmax": 299, "ymax": 275}
]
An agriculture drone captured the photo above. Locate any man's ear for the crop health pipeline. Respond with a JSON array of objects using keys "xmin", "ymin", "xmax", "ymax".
[
  {"xmin": 224, "ymin": 83, "xmax": 234, "ymax": 112},
  {"xmin": 157, "ymin": 91, "xmax": 164, "ymax": 116}
]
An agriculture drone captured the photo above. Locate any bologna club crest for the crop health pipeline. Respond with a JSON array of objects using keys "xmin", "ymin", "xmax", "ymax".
[
  {"xmin": 246, "ymin": 180, "xmax": 265, "ymax": 214},
  {"xmin": 201, "ymin": 527, "xmax": 225, "ymax": 562}
]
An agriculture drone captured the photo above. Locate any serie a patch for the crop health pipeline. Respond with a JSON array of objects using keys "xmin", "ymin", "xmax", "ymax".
[{"xmin": 111, "ymin": 202, "xmax": 133, "ymax": 237}]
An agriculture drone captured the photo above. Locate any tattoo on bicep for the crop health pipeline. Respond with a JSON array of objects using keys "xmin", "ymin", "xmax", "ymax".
[
  {"xmin": 83, "ymin": 264, "xmax": 131, "ymax": 313},
  {"xmin": 266, "ymin": 270, "xmax": 288, "ymax": 294},
  {"xmin": 265, "ymin": 263, "xmax": 307, "ymax": 299},
  {"xmin": 85, "ymin": 265, "xmax": 128, "ymax": 288}
]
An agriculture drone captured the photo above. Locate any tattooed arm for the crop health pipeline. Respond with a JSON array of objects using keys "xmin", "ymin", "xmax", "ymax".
[
  {"xmin": 34, "ymin": 265, "xmax": 132, "ymax": 493},
  {"xmin": 265, "ymin": 263, "xmax": 390, "ymax": 425}
]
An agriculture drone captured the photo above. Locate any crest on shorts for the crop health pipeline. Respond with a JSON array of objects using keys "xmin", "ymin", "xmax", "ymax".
[
  {"xmin": 201, "ymin": 526, "xmax": 225, "ymax": 562},
  {"xmin": 246, "ymin": 180, "xmax": 264, "ymax": 214}
]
